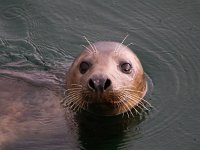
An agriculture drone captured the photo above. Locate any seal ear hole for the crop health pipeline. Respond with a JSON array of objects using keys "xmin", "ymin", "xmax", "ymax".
[
  {"xmin": 120, "ymin": 62, "xmax": 132, "ymax": 74},
  {"xmin": 79, "ymin": 61, "xmax": 90, "ymax": 74}
]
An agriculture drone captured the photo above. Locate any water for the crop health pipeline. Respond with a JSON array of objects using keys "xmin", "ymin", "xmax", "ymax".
[{"xmin": 0, "ymin": 0, "xmax": 200, "ymax": 149}]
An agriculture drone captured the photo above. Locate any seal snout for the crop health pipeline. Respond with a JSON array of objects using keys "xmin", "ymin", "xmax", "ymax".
[{"xmin": 88, "ymin": 75, "xmax": 111, "ymax": 92}]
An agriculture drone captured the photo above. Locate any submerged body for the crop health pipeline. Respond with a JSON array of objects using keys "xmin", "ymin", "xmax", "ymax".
[
  {"xmin": 63, "ymin": 41, "xmax": 147, "ymax": 116},
  {"xmin": 0, "ymin": 74, "xmax": 75, "ymax": 148}
]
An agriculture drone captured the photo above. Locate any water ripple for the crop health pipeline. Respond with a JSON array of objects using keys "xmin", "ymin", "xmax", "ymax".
[{"xmin": 0, "ymin": 0, "xmax": 200, "ymax": 149}]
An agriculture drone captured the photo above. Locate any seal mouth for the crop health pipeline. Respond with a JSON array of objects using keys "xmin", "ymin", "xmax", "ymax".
[
  {"xmin": 88, "ymin": 102, "xmax": 115, "ymax": 111},
  {"xmin": 86, "ymin": 102, "xmax": 120, "ymax": 116},
  {"xmin": 62, "ymin": 83, "xmax": 149, "ymax": 116},
  {"xmin": 82, "ymin": 92, "xmax": 131, "ymax": 116},
  {"xmin": 85, "ymin": 94, "xmax": 118, "ymax": 103}
]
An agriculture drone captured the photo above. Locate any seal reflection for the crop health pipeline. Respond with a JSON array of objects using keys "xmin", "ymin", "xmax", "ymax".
[{"xmin": 75, "ymin": 111, "xmax": 145, "ymax": 150}]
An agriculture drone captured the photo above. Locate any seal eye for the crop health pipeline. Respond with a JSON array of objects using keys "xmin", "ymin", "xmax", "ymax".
[
  {"xmin": 79, "ymin": 61, "xmax": 90, "ymax": 74},
  {"xmin": 121, "ymin": 62, "xmax": 132, "ymax": 74}
]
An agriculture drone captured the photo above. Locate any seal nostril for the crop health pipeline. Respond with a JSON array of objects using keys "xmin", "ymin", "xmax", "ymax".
[
  {"xmin": 104, "ymin": 79, "xmax": 111, "ymax": 90},
  {"xmin": 88, "ymin": 77, "xmax": 111, "ymax": 92},
  {"xmin": 88, "ymin": 79, "xmax": 95, "ymax": 90}
]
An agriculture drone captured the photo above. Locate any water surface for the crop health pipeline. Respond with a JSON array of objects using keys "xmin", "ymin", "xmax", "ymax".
[{"xmin": 0, "ymin": 0, "xmax": 200, "ymax": 150}]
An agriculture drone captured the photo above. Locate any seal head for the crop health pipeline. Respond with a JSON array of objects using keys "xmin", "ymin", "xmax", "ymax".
[{"xmin": 64, "ymin": 41, "xmax": 147, "ymax": 116}]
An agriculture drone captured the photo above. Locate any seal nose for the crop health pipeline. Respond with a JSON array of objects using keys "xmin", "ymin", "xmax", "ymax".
[{"xmin": 88, "ymin": 76, "xmax": 111, "ymax": 92}]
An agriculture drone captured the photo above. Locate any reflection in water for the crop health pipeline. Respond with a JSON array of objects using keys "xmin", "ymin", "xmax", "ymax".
[{"xmin": 76, "ymin": 112, "xmax": 144, "ymax": 150}]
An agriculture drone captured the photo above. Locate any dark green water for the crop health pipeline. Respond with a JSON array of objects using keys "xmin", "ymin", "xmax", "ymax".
[{"xmin": 0, "ymin": 0, "xmax": 200, "ymax": 150}]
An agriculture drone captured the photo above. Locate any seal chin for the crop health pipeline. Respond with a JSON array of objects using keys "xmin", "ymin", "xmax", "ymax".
[
  {"xmin": 81, "ymin": 85, "xmax": 122, "ymax": 116},
  {"xmin": 86, "ymin": 102, "xmax": 120, "ymax": 116},
  {"xmin": 82, "ymin": 92, "xmax": 128, "ymax": 116}
]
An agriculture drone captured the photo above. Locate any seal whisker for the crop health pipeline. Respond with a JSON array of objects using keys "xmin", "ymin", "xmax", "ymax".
[
  {"xmin": 66, "ymin": 93, "xmax": 82, "ymax": 100},
  {"xmin": 63, "ymin": 89, "xmax": 82, "ymax": 105},
  {"xmin": 138, "ymin": 101, "xmax": 150, "ymax": 111},
  {"xmin": 123, "ymin": 94, "xmax": 142, "ymax": 115},
  {"xmin": 115, "ymin": 95, "xmax": 129, "ymax": 117},
  {"xmin": 64, "ymin": 97, "xmax": 77, "ymax": 105},
  {"xmin": 126, "ymin": 95, "xmax": 148, "ymax": 113},
  {"xmin": 132, "ymin": 106, "xmax": 142, "ymax": 116},
  {"xmin": 118, "ymin": 94, "xmax": 134, "ymax": 118},
  {"xmin": 83, "ymin": 36, "xmax": 97, "ymax": 53},
  {"xmin": 79, "ymin": 100, "xmax": 87, "ymax": 110},
  {"xmin": 64, "ymin": 92, "xmax": 80, "ymax": 100},
  {"xmin": 67, "ymin": 97, "xmax": 83, "ymax": 112},
  {"xmin": 92, "ymin": 43, "xmax": 98, "ymax": 53},
  {"xmin": 124, "ymin": 92, "xmax": 140, "ymax": 105},
  {"xmin": 118, "ymin": 86, "xmax": 140, "ymax": 92},
  {"xmin": 117, "ymin": 85, "xmax": 144, "ymax": 93},
  {"xmin": 129, "ymin": 94, "xmax": 154, "ymax": 110},
  {"xmin": 126, "ymin": 94, "xmax": 144, "ymax": 105},
  {"xmin": 126, "ymin": 42, "xmax": 134, "ymax": 48},
  {"xmin": 64, "ymin": 89, "xmax": 82, "ymax": 96},
  {"xmin": 72, "ymin": 100, "xmax": 84, "ymax": 112},
  {"xmin": 142, "ymin": 99, "xmax": 156, "ymax": 110},
  {"xmin": 64, "ymin": 87, "xmax": 90, "ymax": 112},
  {"xmin": 115, "ymin": 34, "xmax": 129, "ymax": 53},
  {"xmin": 121, "ymin": 42, "xmax": 135, "ymax": 52},
  {"xmin": 123, "ymin": 88, "xmax": 144, "ymax": 94},
  {"xmin": 81, "ymin": 44, "xmax": 93, "ymax": 53},
  {"xmin": 124, "ymin": 96, "xmax": 141, "ymax": 117},
  {"xmin": 109, "ymin": 90, "xmax": 141, "ymax": 116},
  {"xmin": 121, "ymin": 92, "xmax": 144, "ymax": 116},
  {"xmin": 64, "ymin": 84, "xmax": 82, "ymax": 95},
  {"xmin": 64, "ymin": 89, "xmax": 82, "ymax": 95}
]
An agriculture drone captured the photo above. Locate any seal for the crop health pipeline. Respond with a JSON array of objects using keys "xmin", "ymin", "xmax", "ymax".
[{"xmin": 63, "ymin": 41, "xmax": 148, "ymax": 116}]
